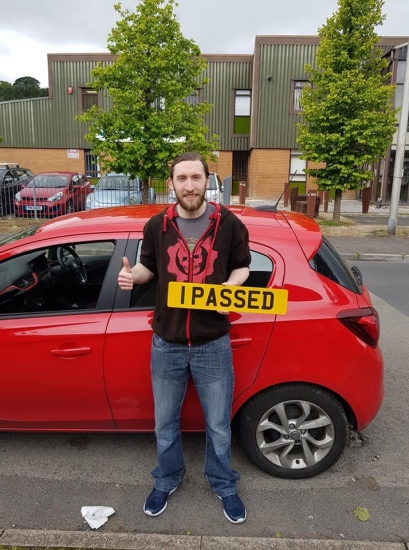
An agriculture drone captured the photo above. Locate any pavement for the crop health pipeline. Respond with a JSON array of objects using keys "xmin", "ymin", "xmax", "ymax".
[{"xmin": 0, "ymin": 201, "xmax": 408, "ymax": 550}]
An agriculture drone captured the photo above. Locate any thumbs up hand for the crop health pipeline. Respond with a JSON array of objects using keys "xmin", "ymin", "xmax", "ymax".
[{"xmin": 118, "ymin": 257, "xmax": 134, "ymax": 290}]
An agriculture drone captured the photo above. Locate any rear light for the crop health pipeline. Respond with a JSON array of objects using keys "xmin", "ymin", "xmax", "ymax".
[{"xmin": 337, "ymin": 307, "xmax": 380, "ymax": 348}]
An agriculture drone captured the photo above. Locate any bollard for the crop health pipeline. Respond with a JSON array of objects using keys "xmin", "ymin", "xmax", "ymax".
[
  {"xmin": 306, "ymin": 192, "xmax": 317, "ymax": 218},
  {"xmin": 239, "ymin": 181, "xmax": 246, "ymax": 204}
]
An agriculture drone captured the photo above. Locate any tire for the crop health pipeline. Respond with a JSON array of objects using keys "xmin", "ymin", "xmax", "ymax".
[{"xmin": 239, "ymin": 383, "xmax": 348, "ymax": 479}]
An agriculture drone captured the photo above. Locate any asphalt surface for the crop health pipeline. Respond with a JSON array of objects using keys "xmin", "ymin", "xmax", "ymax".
[{"xmin": 0, "ymin": 205, "xmax": 408, "ymax": 550}]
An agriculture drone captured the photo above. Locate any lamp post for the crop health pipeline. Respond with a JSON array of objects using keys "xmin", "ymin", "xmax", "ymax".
[{"xmin": 388, "ymin": 46, "xmax": 409, "ymax": 234}]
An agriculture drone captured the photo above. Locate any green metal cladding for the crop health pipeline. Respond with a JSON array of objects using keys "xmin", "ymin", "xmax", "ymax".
[
  {"xmin": 202, "ymin": 59, "xmax": 252, "ymax": 151},
  {"xmin": 256, "ymin": 43, "xmax": 317, "ymax": 149}
]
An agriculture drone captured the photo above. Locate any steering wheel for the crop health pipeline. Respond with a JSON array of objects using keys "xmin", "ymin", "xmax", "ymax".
[{"xmin": 56, "ymin": 246, "xmax": 87, "ymax": 285}]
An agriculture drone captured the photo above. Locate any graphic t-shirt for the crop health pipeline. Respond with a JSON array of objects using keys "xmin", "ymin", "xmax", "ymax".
[{"xmin": 171, "ymin": 202, "xmax": 218, "ymax": 283}]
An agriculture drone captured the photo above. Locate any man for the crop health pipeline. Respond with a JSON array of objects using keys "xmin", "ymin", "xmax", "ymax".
[{"xmin": 118, "ymin": 152, "xmax": 251, "ymax": 523}]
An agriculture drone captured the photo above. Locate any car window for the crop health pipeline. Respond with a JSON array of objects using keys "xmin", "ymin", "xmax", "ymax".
[
  {"xmin": 98, "ymin": 176, "xmax": 140, "ymax": 191},
  {"xmin": 129, "ymin": 245, "xmax": 274, "ymax": 309},
  {"xmin": 2, "ymin": 171, "xmax": 15, "ymax": 184},
  {"xmin": 0, "ymin": 240, "xmax": 116, "ymax": 316},
  {"xmin": 15, "ymin": 169, "xmax": 32, "ymax": 184},
  {"xmin": 309, "ymin": 236, "xmax": 362, "ymax": 294},
  {"xmin": 28, "ymin": 175, "xmax": 69, "ymax": 188},
  {"xmin": 243, "ymin": 250, "xmax": 273, "ymax": 287}
]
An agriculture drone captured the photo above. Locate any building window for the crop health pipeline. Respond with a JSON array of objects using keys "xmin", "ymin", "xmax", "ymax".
[
  {"xmin": 184, "ymin": 89, "xmax": 202, "ymax": 105},
  {"xmin": 290, "ymin": 151, "xmax": 306, "ymax": 181},
  {"xmin": 291, "ymin": 81, "xmax": 309, "ymax": 113},
  {"xmin": 152, "ymin": 97, "xmax": 165, "ymax": 111},
  {"xmin": 80, "ymin": 88, "xmax": 99, "ymax": 113},
  {"xmin": 234, "ymin": 90, "xmax": 251, "ymax": 134},
  {"xmin": 85, "ymin": 150, "xmax": 100, "ymax": 179}
]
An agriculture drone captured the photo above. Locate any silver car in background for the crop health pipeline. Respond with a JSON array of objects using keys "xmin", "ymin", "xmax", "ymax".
[
  {"xmin": 167, "ymin": 172, "xmax": 224, "ymax": 203},
  {"xmin": 86, "ymin": 173, "xmax": 155, "ymax": 210}
]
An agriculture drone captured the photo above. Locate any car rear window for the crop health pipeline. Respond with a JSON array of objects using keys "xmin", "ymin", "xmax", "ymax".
[{"xmin": 309, "ymin": 237, "xmax": 362, "ymax": 294}]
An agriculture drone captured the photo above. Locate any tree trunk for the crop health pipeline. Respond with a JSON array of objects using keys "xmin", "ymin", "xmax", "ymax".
[
  {"xmin": 332, "ymin": 189, "xmax": 342, "ymax": 222},
  {"xmin": 142, "ymin": 178, "xmax": 150, "ymax": 204}
]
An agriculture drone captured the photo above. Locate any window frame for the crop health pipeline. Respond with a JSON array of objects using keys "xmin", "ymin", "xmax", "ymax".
[
  {"xmin": 79, "ymin": 87, "xmax": 100, "ymax": 115},
  {"xmin": 290, "ymin": 80, "xmax": 309, "ymax": 114},
  {"xmin": 233, "ymin": 89, "xmax": 251, "ymax": 136}
]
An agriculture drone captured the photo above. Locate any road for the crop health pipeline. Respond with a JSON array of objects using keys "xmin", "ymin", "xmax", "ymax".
[{"xmin": 0, "ymin": 264, "xmax": 409, "ymax": 543}]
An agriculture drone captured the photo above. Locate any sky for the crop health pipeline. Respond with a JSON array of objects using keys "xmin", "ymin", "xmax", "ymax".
[{"xmin": 1, "ymin": 0, "xmax": 408, "ymax": 88}]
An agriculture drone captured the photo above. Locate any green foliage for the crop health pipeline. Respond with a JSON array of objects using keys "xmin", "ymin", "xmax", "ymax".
[
  {"xmin": 0, "ymin": 77, "xmax": 49, "ymax": 101},
  {"xmin": 297, "ymin": 0, "xmax": 397, "ymax": 192},
  {"xmin": 77, "ymin": 0, "xmax": 219, "ymax": 183}
]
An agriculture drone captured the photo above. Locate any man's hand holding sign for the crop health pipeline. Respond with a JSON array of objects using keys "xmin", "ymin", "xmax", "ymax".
[{"xmin": 167, "ymin": 281, "xmax": 288, "ymax": 315}]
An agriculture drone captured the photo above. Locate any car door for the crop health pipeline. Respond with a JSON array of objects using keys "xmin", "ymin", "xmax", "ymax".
[
  {"xmin": 103, "ymin": 235, "xmax": 284, "ymax": 431},
  {"xmin": 1, "ymin": 170, "xmax": 18, "ymax": 214},
  {"xmin": 0, "ymin": 234, "xmax": 127, "ymax": 429},
  {"xmin": 77, "ymin": 174, "xmax": 91, "ymax": 208}
]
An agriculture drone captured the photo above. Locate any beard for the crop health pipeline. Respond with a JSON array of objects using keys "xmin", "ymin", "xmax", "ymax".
[{"xmin": 175, "ymin": 188, "xmax": 206, "ymax": 212}]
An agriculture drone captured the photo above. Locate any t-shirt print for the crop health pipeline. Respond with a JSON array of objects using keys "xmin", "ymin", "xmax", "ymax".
[{"xmin": 167, "ymin": 236, "xmax": 218, "ymax": 282}]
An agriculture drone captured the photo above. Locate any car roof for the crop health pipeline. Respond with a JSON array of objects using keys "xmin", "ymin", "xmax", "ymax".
[
  {"xmin": 34, "ymin": 171, "xmax": 78, "ymax": 176},
  {"xmin": 2, "ymin": 205, "xmax": 322, "ymax": 260}
]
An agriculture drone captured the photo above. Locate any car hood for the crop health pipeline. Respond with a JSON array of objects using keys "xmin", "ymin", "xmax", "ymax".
[
  {"xmin": 19, "ymin": 187, "xmax": 66, "ymax": 199},
  {"xmin": 90, "ymin": 189, "xmax": 141, "ymax": 206}
]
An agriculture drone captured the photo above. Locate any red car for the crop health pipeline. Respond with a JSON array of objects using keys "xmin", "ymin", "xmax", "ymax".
[
  {"xmin": 14, "ymin": 171, "xmax": 91, "ymax": 217},
  {"xmin": 0, "ymin": 205, "xmax": 382, "ymax": 479}
]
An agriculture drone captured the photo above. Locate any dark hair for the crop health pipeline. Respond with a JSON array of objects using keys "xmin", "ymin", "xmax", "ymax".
[{"xmin": 169, "ymin": 152, "xmax": 209, "ymax": 179}]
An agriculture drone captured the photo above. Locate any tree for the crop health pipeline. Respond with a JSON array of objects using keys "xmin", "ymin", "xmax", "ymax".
[
  {"xmin": 77, "ymin": 0, "xmax": 218, "ymax": 201},
  {"xmin": 0, "ymin": 81, "xmax": 14, "ymax": 102},
  {"xmin": 13, "ymin": 77, "xmax": 42, "ymax": 99},
  {"xmin": 297, "ymin": 0, "xmax": 397, "ymax": 221},
  {"xmin": 0, "ymin": 77, "xmax": 48, "ymax": 101}
]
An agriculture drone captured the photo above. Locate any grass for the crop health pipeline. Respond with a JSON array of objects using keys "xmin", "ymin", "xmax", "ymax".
[
  {"xmin": 0, "ymin": 217, "xmax": 42, "ymax": 233},
  {"xmin": 370, "ymin": 227, "xmax": 409, "ymax": 237},
  {"xmin": 317, "ymin": 219, "xmax": 355, "ymax": 227}
]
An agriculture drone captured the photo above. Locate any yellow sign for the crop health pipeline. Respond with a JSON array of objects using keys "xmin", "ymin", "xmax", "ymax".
[{"xmin": 167, "ymin": 282, "xmax": 288, "ymax": 315}]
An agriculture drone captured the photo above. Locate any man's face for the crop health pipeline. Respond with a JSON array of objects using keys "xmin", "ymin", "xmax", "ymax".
[{"xmin": 170, "ymin": 160, "xmax": 208, "ymax": 212}]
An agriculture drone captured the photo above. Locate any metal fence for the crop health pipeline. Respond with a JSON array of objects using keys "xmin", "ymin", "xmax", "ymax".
[{"xmin": 0, "ymin": 179, "xmax": 172, "ymax": 220}]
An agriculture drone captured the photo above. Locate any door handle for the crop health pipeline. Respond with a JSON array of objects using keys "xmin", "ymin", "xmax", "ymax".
[
  {"xmin": 230, "ymin": 337, "xmax": 252, "ymax": 348},
  {"xmin": 51, "ymin": 347, "xmax": 91, "ymax": 358}
]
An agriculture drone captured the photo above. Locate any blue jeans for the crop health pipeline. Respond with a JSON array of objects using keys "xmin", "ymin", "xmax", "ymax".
[{"xmin": 150, "ymin": 332, "xmax": 240, "ymax": 497}]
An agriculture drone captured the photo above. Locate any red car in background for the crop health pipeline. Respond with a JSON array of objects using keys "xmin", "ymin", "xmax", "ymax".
[
  {"xmin": 0, "ymin": 205, "xmax": 383, "ymax": 479},
  {"xmin": 14, "ymin": 171, "xmax": 91, "ymax": 217}
]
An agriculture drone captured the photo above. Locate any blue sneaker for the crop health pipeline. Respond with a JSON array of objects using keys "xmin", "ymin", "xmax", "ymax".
[
  {"xmin": 143, "ymin": 486, "xmax": 177, "ymax": 517},
  {"xmin": 217, "ymin": 493, "xmax": 247, "ymax": 523}
]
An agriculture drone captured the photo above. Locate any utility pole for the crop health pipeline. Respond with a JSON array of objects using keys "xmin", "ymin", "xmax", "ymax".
[{"xmin": 388, "ymin": 44, "xmax": 409, "ymax": 234}]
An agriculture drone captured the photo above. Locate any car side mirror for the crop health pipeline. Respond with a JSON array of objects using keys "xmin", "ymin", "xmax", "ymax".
[{"xmin": 220, "ymin": 186, "xmax": 224, "ymax": 193}]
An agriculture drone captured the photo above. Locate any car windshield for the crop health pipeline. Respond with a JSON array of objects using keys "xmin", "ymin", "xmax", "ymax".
[
  {"xmin": 27, "ymin": 175, "xmax": 69, "ymax": 188},
  {"xmin": 97, "ymin": 176, "xmax": 141, "ymax": 191}
]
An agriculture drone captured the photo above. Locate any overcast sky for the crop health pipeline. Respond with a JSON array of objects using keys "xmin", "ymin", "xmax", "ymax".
[{"xmin": 1, "ymin": 0, "xmax": 408, "ymax": 88}]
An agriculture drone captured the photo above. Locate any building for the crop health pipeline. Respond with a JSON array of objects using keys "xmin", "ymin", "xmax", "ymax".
[{"xmin": 0, "ymin": 36, "xmax": 407, "ymax": 201}]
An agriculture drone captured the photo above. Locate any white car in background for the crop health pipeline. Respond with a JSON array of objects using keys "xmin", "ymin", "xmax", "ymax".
[{"xmin": 167, "ymin": 172, "xmax": 224, "ymax": 204}]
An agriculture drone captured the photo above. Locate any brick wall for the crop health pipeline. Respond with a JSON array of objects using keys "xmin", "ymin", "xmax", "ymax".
[
  {"xmin": 208, "ymin": 151, "xmax": 232, "ymax": 183},
  {"xmin": 248, "ymin": 149, "xmax": 290, "ymax": 200},
  {"xmin": 306, "ymin": 160, "xmax": 356, "ymax": 199},
  {"xmin": 0, "ymin": 148, "xmax": 86, "ymax": 176}
]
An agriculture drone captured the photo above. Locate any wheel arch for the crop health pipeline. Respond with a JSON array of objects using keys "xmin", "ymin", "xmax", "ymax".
[{"xmin": 232, "ymin": 381, "xmax": 357, "ymax": 431}]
